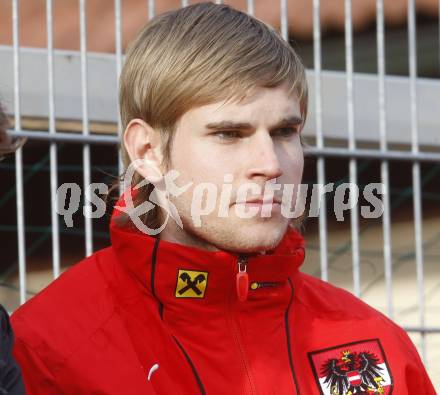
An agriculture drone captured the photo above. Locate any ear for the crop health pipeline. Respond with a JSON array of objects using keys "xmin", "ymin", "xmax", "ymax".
[{"xmin": 123, "ymin": 119, "xmax": 164, "ymax": 183}]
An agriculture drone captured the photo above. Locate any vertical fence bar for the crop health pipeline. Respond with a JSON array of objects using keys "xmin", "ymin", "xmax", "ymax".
[
  {"xmin": 114, "ymin": 0, "xmax": 123, "ymax": 193},
  {"xmin": 313, "ymin": 0, "xmax": 328, "ymax": 282},
  {"xmin": 148, "ymin": 0, "xmax": 155, "ymax": 20},
  {"xmin": 12, "ymin": 0, "xmax": 27, "ymax": 305},
  {"xmin": 376, "ymin": 0, "xmax": 393, "ymax": 319},
  {"xmin": 46, "ymin": 0, "xmax": 61, "ymax": 278},
  {"xmin": 344, "ymin": 0, "xmax": 361, "ymax": 297},
  {"xmin": 407, "ymin": 0, "xmax": 426, "ymax": 362},
  {"xmin": 247, "ymin": 0, "xmax": 254, "ymax": 16},
  {"xmin": 79, "ymin": 0, "xmax": 93, "ymax": 257},
  {"xmin": 280, "ymin": 0, "xmax": 288, "ymax": 41}
]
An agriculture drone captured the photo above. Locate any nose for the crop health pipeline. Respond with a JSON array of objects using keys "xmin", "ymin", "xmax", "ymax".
[{"xmin": 245, "ymin": 131, "xmax": 283, "ymax": 181}]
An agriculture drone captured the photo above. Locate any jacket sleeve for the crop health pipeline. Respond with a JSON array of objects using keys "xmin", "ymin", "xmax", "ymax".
[
  {"xmin": 397, "ymin": 327, "xmax": 437, "ymax": 393},
  {"xmin": 12, "ymin": 338, "xmax": 58, "ymax": 395},
  {"xmin": 405, "ymin": 350, "xmax": 437, "ymax": 393},
  {"xmin": 0, "ymin": 306, "xmax": 26, "ymax": 395}
]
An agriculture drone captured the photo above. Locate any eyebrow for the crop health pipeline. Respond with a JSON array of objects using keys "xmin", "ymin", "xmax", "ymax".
[{"xmin": 205, "ymin": 115, "xmax": 303, "ymax": 131}]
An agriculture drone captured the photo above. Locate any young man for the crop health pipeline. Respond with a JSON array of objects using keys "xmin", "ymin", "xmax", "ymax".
[
  {"xmin": 0, "ymin": 104, "xmax": 26, "ymax": 395},
  {"xmin": 11, "ymin": 3, "xmax": 436, "ymax": 394}
]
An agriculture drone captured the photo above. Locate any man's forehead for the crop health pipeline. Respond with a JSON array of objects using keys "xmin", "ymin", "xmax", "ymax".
[{"xmin": 182, "ymin": 88, "xmax": 301, "ymax": 127}]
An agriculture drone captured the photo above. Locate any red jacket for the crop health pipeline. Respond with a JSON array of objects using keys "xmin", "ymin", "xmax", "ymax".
[{"xmin": 11, "ymin": 200, "xmax": 436, "ymax": 394}]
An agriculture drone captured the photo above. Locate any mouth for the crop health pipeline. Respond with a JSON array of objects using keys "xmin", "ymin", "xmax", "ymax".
[
  {"xmin": 233, "ymin": 197, "xmax": 283, "ymax": 218},
  {"xmin": 237, "ymin": 197, "xmax": 282, "ymax": 205}
]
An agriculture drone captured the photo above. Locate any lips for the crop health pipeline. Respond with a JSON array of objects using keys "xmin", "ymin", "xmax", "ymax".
[
  {"xmin": 233, "ymin": 196, "xmax": 283, "ymax": 217},
  {"xmin": 237, "ymin": 197, "xmax": 281, "ymax": 205}
]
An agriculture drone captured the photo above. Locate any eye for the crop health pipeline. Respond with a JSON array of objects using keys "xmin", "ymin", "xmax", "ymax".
[
  {"xmin": 271, "ymin": 127, "xmax": 299, "ymax": 138},
  {"xmin": 213, "ymin": 130, "xmax": 241, "ymax": 140}
]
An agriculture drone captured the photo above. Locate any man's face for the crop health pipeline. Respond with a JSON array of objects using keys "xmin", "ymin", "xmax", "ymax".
[{"xmin": 163, "ymin": 84, "xmax": 304, "ymax": 253}]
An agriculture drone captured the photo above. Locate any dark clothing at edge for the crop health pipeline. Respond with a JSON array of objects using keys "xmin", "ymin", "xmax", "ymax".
[{"xmin": 0, "ymin": 305, "xmax": 25, "ymax": 395}]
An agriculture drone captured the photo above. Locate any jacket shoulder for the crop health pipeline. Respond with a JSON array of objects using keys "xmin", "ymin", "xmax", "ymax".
[
  {"xmin": 11, "ymin": 247, "xmax": 117, "ymax": 360},
  {"xmin": 295, "ymin": 272, "xmax": 391, "ymax": 321},
  {"xmin": 294, "ymin": 273, "xmax": 437, "ymax": 393}
]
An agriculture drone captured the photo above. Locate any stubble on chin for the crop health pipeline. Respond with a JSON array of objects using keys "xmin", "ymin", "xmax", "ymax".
[
  {"xmin": 181, "ymin": 215, "xmax": 289, "ymax": 254},
  {"xmin": 159, "ymin": 196, "xmax": 289, "ymax": 253}
]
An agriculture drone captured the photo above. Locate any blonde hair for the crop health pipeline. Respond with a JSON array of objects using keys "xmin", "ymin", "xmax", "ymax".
[{"xmin": 115, "ymin": 2, "xmax": 308, "ymax": 229}]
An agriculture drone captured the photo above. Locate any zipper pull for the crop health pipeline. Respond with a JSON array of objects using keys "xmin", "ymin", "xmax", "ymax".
[{"xmin": 236, "ymin": 256, "xmax": 249, "ymax": 302}]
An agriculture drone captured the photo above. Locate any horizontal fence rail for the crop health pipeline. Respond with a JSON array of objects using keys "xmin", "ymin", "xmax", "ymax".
[
  {"xmin": 8, "ymin": 129, "xmax": 440, "ymax": 162},
  {"xmin": 1, "ymin": 46, "xmax": 440, "ymax": 148}
]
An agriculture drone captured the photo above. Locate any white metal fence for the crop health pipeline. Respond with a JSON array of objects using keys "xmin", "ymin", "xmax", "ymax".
[{"xmin": 1, "ymin": 0, "xmax": 439, "ymax": 387}]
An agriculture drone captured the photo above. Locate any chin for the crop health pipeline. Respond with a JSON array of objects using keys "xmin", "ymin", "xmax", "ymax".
[
  {"xmin": 207, "ymin": 218, "xmax": 289, "ymax": 254},
  {"xmin": 237, "ymin": 227, "xmax": 287, "ymax": 252}
]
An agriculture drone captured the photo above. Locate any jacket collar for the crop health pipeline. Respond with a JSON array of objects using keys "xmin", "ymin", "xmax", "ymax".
[{"xmin": 110, "ymin": 190, "xmax": 305, "ymax": 306}]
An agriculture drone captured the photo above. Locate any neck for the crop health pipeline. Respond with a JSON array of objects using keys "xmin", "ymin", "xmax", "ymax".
[{"xmin": 160, "ymin": 220, "xmax": 222, "ymax": 252}]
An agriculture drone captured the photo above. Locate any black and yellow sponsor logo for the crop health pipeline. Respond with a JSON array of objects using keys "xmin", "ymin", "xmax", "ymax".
[{"xmin": 175, "ymin": 269, "xmax": 208, "ymax": 298}]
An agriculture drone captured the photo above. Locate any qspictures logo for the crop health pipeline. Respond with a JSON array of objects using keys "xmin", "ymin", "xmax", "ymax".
[{"xmin": 55, "ymin": 159, "xmax": 386, "ymax": 236}]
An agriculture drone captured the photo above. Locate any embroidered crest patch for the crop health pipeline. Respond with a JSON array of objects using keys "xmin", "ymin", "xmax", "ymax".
[
  {"xmin": 308, "ymin": 339, "xmax": 393, "ymax": 395},
  {"xmin": 175, "ymin": 269, "xmax": 208, "ymax": 298}
]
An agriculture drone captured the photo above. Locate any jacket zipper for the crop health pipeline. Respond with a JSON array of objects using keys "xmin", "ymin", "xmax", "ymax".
[
  {"xmin": 228, "ymin": 255, "xmax": 257, "ymax": 395},
  {"xmin": 236, "ymin": 255, "xmax": 249, "ymax": 302}
]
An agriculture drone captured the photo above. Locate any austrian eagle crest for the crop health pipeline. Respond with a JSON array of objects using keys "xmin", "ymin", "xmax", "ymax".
[{"xmin": 308, "ymin": 339, "xmax": 393, "ymax": 395}]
